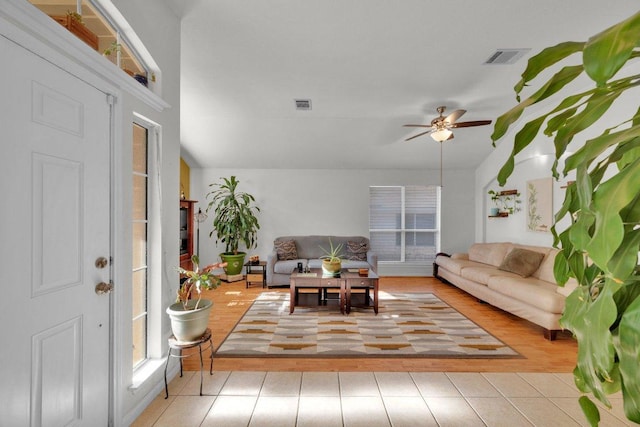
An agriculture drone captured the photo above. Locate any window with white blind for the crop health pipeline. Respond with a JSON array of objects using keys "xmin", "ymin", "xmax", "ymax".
[{"xmin": 369, "ymin": 186, "xmax": 440, "ymax": 265}]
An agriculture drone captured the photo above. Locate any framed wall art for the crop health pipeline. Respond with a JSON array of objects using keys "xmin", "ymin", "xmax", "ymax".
[{"xmin": 526, "ymin": 177, "xmax": 553, "ymax": 232}]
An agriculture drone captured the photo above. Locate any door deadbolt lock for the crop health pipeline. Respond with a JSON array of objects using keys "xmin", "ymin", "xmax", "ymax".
[
  {"xmin": 95, "ymin": 257, "xmax": 109, "ymax": 269},
  {"xmin": 95, "ymin": 282, "xmax": 113, "ymax": 295}
]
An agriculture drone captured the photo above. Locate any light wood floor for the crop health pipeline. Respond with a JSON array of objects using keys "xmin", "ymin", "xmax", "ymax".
[{"xmin": 183, "ymin": 277, "xmax": 578, "ymax": 373}]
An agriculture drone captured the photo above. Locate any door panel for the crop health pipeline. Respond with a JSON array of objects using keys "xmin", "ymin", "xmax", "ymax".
[{"xmin": 0, "ymin": 35, "xmax": 111, "ymax": 425}]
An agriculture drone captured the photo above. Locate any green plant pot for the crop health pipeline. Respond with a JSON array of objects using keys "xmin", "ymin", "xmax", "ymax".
[
  {"xmin": 166, "ymin": 299, "xmax": 212, "ymax": 342},
  {"xmin": 220, "ymin": 252, "xmax": 246, "ymax": 275}
]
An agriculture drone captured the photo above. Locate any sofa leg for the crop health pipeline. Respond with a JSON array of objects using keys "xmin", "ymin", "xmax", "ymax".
[{"xmin": 544, "ymin": 329, "xmax": 558, "ymax": 341}]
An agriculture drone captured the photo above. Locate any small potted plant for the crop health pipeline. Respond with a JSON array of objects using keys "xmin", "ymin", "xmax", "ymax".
[
  {"xmin": 488, "ymin": 189, "xmax": 522, "ymax": 216},
  {"xmin": 487, "ymin": 190, "xmax": 501, "ymax": 216},
  {"xmin": 319, "ymin": 238, "xmax": 344, "ymax": 277},
  {"xmin": 166, "ymin": 255, "xmax": 226, "ymax": 342},
  {"xmin": 206, "ymin": 176, "xmax": 260, "ymax": 276}
]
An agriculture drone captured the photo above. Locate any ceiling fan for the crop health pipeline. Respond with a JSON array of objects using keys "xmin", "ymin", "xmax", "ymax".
[{"xmin": 403, "ymin": 106, "xmax": 492, "ymax": 142}]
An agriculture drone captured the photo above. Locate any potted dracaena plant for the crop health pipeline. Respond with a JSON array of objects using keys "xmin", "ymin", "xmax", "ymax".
[
  {"xmin": 206, "ymin": 176, "xmax": 260, "ymax": 276},
  {"xmin": 491, "ymin": 11, "xmax": 640, "ymax": 426},
  {"xmin": 167, "ymin": 255, "xmax": 226, "ymax": 342}
]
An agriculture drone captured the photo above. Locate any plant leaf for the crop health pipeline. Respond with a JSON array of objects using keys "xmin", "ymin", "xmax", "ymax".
[
  {"xmin": 587, "ymin": 158, "xmax": 640, "ymax": 273},
  {"xmin": 491, "ymin": 65, "xmax": 584, "ymax": 144},
  {"xmin": 583, "ymin": 11, "xmax": 640, "ymax": 85},
  {"xmin": 553, "ymin": 89, "xmax": 622, "ymax": 157},
  {"xmin": 578, "ymin": 396, "xmax": 601, "ymax": 427},
  {"xmin": 514, "ymin": 41, "xmax": 585, "ymax": 99},
  {"xmin": 613, "ymin": 294, "xmax": 640, "ymax": 422}
]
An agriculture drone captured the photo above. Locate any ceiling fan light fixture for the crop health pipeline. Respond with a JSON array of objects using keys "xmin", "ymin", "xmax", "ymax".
[{"xmin": 431, "ymin": 128, "xmax": 452, "ymax": 142}]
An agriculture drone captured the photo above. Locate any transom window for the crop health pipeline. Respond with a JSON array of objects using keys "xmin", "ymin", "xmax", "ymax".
[{"xmin": 28, "ymin": 0, "xmax": 151, "ymax": 84}]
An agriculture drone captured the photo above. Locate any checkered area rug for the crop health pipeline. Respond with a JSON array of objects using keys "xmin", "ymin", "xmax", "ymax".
[{"xmin": 214, "ymin": 291, "xmax": 520, "ymax": 358}]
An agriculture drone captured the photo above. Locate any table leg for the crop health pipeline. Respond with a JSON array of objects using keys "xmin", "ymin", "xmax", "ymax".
[
  {"xmin": 373, "ymin": 279, "xmax": 379, "ymax": 314},
  {"xmin": 289, "ymin": 281, "xmax": 295, "ymax": 314}
]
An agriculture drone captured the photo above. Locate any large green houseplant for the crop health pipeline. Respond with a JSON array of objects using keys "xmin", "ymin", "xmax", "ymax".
[
  {"xmin": 491, "ymin": 11, "xmax": 640, "ymax": 425},
  {"xmin": 205, "ymin": 176, "xmax": 260, "ymax": 275}
]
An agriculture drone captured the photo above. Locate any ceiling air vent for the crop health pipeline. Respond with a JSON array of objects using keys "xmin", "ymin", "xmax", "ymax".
[
  {"xmin": 484, "ymin": 49, "xmax": 530, "ymax": 65},
  {"xmin": 295, "ymin": 99, "xmax": 312, "ymax": 111}
]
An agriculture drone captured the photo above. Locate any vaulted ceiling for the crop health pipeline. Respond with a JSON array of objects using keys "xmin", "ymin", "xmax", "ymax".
[{"xmin": 165, "ymin": 0, "xmax": 639, "ymax": 171}]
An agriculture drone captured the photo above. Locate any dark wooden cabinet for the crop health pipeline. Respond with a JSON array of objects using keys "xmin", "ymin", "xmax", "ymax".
[{"xmin": 179, "ymin": 200, "xmax": 197, "ymax": 271}]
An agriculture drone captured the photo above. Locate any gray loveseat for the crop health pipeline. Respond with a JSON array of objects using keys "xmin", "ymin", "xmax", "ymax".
[{"xmin": 266, "ymin": 235, "xmax": 378, "ymax": 287}]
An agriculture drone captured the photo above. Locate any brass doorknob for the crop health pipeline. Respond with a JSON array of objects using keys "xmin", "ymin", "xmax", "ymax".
[
  {"xmin": 95, "ymin": 257, "xmax": 109, "ymax": 269},
  {"xmin": 95, "ymin": 282, "xmax": 113, "ymax": 295}
]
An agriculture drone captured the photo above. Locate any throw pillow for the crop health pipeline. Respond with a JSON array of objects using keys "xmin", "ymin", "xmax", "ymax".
[
  {"xmin": 346, "ymin": 241, "xmax": 368, "ymax": 261},
  {"xmin": 274, "ymin": 240, "xmax": 298, "ymax": 260},
  {"xmin": 498, "ymin": 248, "xmax": 545, "ymax": 277}
]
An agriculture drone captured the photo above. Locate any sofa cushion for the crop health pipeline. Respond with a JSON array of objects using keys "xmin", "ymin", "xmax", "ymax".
[
  {"xmin": 488, "ymin": 276, "xmax": 566, "ymax": 314},
  {"xmin": 498, "ymin": 248, "xmax": 545, "ymax": 277},
  {"xmin": 436, "ymin": 256, "xmax": 480, "ymax": 276},
  {"xmin": 274, "ymin": 259, "xmax": 305, "ymax": 274},
  {"xmin": 274, "ymin": 239, "xmax": 298, "ymax": 260},
  {"xmin": 460, "ymin": 266, "xmax": 517, "ymax": 286},
  {"xmin": 468, "ymin": 242, "xmax": 511, "ymax": 267},
  {"xmin": 531, "ymin": 248, "xmax": 559, "ymax": 283},
  {"xmin": 346, "ymin": 241, "xmax": 368, "ymax": 261}
]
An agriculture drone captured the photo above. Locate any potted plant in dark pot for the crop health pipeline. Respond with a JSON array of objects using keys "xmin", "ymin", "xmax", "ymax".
[
  {"xmin": 167, "ymin": 255, "xmax": 226, "ymax": 342},
  {"xmin": 206, "ymin": 176, "xmax": 260, "ymax": 276}
]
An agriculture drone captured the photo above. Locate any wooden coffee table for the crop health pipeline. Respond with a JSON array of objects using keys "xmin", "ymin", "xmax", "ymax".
[
  {"xmin": 289, "ymin": 268, "xmax": 379, "ymax": 314},
  {"xmin": 289, "ymin": 268, "xmax": 346, "ymax": 314}
]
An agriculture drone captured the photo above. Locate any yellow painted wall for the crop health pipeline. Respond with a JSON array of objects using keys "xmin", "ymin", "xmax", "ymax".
[{"xmin": 180, "ymin": 157, "xmax": 190, "ymax": 199}]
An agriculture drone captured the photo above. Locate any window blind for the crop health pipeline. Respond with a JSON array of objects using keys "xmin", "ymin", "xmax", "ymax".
[{"xmin": 369, "ymin": 185, "xmax": 440, "ymax": 264}]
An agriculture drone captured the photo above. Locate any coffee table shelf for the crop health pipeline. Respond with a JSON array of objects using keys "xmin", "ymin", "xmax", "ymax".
[{"xmin": 289, "ymin": 268, "xmax": 378, "ymax": 315}]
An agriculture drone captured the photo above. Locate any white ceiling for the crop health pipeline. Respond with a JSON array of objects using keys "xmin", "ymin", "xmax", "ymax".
[{"xmin": 165, "ymin": 0, "xmax": 639, "ymax": 171}]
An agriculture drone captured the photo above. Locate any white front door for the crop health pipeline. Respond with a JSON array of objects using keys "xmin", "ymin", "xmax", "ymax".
[{"xmin": 0, "ymin": 35, "xmax": 112, "ymax": 425}]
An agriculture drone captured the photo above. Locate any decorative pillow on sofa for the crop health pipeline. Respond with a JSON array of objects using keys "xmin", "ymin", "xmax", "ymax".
[
  {"xmin": 498, "ymin": 248, "xmax": 545, "ymax": 277},
  {"xmin": 346, "ymin": 241, "xmax": 368, "ymax": 261},
  {"xmin": 274, "ymin": 240, "xmax": 298, "ymax": 260}
]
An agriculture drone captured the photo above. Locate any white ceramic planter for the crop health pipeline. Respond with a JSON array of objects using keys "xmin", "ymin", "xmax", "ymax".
[{"xmin": 166, "ymin": 299, "xmax": 213, "ymax": 342}]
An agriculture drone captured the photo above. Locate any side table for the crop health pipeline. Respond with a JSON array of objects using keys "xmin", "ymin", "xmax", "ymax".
[
  {"xmin": 244, "ymin": 261, "xmax": 267, "ymax": 288},
  {"xmin": 164, "ymin": 328, "xmax": 213, "ymax": 398}
]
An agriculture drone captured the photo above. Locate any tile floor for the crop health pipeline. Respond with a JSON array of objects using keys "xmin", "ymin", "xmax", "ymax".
[{"xmin": 132, "ymin": 371, "xmax": 634, "ymax": 426}]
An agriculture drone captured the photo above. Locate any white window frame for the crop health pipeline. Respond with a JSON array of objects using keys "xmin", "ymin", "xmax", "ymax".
[
  {"xmin": 369, "ymin": 185, "xmax": 441, "ymax": 265},
  {"xmin": 131, "ymin": 114, "xmax": 163, "ymax": 384}
]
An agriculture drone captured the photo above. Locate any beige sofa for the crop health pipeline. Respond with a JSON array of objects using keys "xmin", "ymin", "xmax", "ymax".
[{"xmin": 434, "ymin": 242, "xmax": 577, "ymax": 340}]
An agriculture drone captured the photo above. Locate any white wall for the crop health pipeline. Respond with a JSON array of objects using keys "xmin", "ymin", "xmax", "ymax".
[
  {"xmin": 475, "ymin": 79, "xmax": 640, "ymax": 247},
  {"xmin": 476, "ymin": 144, "xmax": 572, "ymax": 247},
  {"xmin": 188, "ymin": 167, "xmax": 476, "ymax": 276}
]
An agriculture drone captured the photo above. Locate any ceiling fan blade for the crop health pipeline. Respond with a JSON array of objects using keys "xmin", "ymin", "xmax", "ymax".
[
  {"xmin": 405, "ymin": 130, "xmax": 432, "ymax": 141},
  {"xmin": 444, "ymin": 109, "xmax": 466, "ymax": 124},
  {"xmin": 403, "ymin": 124, "xmax": 431, "ymax": 128},
  {"xmin": 451, "ymin": 120, "xmax": 492, "ymax": 128}
]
